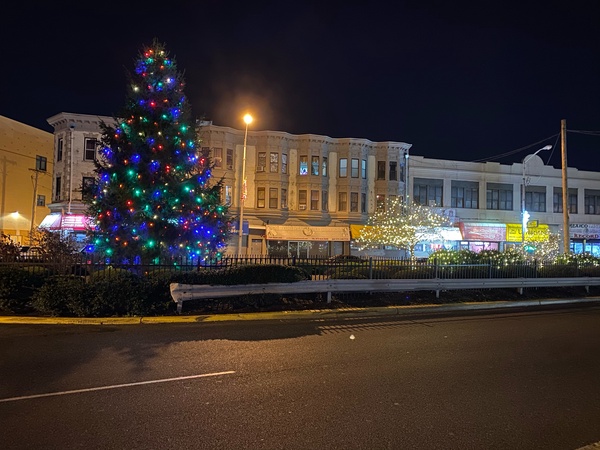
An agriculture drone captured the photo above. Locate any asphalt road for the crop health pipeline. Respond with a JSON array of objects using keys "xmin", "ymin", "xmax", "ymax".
[{"xmin": 1, "ymin": 306, "xmax": 600, "ymax": 449}]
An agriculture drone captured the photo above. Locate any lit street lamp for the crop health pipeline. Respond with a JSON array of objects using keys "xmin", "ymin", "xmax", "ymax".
[
  {"xmin": 237, "ymin": 113, "xmax": 253, "ymax": 255},
  {"xmin": 521, "ymin": 145, "xmax": 552, "ymax": 245}
]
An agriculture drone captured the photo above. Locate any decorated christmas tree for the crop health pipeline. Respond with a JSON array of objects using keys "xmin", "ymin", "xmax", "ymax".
[{"xmin": 86, "ymin": 40, "xmax": 230, "ymax": 263}]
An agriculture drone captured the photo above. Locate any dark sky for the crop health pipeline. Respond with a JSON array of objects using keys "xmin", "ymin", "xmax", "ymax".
[{"xmin": 3, "ymin": 0, "xmax": 600, "ymax": 171}]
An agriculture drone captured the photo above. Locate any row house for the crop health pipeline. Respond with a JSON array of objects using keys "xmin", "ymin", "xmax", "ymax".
[
  {"xmin": 197, "ymin": 121, "xmax": 411, "ymax": 257},
  {"xmin": 41, "ymin": 112, "xmax": 600, "ymax": 257}
]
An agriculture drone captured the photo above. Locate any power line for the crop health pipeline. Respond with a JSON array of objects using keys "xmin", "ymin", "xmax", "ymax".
[{"xmin": 471, "ymin": 134, "xmax": 559, "ymax": 163}]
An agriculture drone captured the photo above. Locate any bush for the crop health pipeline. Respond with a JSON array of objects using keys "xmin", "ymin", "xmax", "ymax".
[
  {"xmin": 32, "ymin": 276, "xmax": 89, "ymax": 316},
  {"xmin": 0, "ymin": 266, "xmax": 49, "ymax": 313}
]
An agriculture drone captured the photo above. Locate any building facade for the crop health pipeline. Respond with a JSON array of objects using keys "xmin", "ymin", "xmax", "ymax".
[
  {"xmin": 197, "ymin": 121, "xmax": 411, "ymax": 257},
  {"xmin": 41, "ymin": 112, "xmax": 600, "ymax": 257},
  {"xmin": 42, "ymin": 112, "xmax": 116, "ymax": 243},
  {"xmin": 0, "ymin": 115, "xmax": 54, "ymax": 244},
  {"xmin": 408, "ymin": 154, "xmax": 600, "ymax": 257}
]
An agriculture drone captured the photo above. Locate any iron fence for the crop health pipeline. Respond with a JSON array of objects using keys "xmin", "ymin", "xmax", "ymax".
[{"xmin": 1, "ymin": 254, "xmax": 599, "ymax": 280}]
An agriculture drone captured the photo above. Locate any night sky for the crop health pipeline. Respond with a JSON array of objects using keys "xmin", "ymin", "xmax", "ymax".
[{"xmin": 3, "ymin": 0, "xmax": 600, "ymax": 171}]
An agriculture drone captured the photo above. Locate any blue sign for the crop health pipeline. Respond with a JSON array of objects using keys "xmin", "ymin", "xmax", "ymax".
[{"xmin": 231, "ymin": 220, "xmax": 249, "ymax": 235}]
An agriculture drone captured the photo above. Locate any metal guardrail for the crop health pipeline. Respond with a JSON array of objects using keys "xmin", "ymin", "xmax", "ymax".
[{"xmin": 170, "ymin": 277, "xmax": 600, "ymax": 313}]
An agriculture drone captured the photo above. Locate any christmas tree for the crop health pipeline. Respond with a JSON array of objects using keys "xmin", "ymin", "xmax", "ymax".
[{"xmin": 86, "ymin": 39, "xmax": 230, "ymax": 263}]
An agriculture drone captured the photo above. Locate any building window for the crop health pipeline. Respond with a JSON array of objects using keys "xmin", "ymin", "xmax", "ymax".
[
  {"xmin": 84, "ymin": 138, "xmax": 97, "ymax": 161},
  {"xmin": 36, "ymin": 194, "xmax": 46, "ymax": 207},
  {"xmin": 270, "ymin": 152, "xmax": 279, "ymax": 173},
  {"xmin": 269, "ymin": 188, "xmax": 278, "ymax": 208},
  {"xmin": 350, "ymin": 192, "xmax": 358, "ymax": 212},
  {"xmin": 414, "ymin": 178, "xmax": 443, "ymax": 206},
  {"xmin": 257, "ymin": 187, "xmax": 266, "ymax": 208},
  {"xmin": 281, "ymin": 188, "xmax": 288, "ymax": 208},
  {"xmin": 226, "ymin": 149, "xmax": 233, "ymax": 170},
  {"xmin": 322, "ymin": 190, "xmax": 328, "ymax": 211},
  {"xmin": 298, "ymin": 190, "xmax": 307, "ymax": 210},
  {"xmin": 57, "ymin": 138, "xmax": 63, "ymax": 162},
  {"xmin": 282, "ymin": 153, "xmax": 288, "ymax": 174},
  {"xmin": 212, "ymin": 148, "xmax": 222, "ymax": 167},
  {"xmin": 376, "ymin": 194, "xmax": 386, "ymax": 211},
  {"xmin": 400, "ymin": 164, "xmax": 405, "ymax": 182},
  {"xmin": 339, "ymin": 158, "xmax": 347, "ymax": 177},
  {"xmin": 55, "ymin": 176, "xmax": 62, "ymax": 201},
  {"xmin": 257, "ymin": 152, "xmax": 266, "ymax": 172},
  {"xmin": 486, "ymin": 183, "xmax": 513, "ymax": 210},
  {"xmin": 322, "ymin": 157, "xmax": 328, "ymax": 177},
  {"xmin": 553, "ymin": 188, "xmax": 577, "ymax": 213},
  {"xmin": 311, "ymin": 156, "xmax": 319, "ymax": 175},
  {"xmin": 451, "ymin": 181, "xmax": 479, "ymax": 209},
  {"xmin": 82, "ymin": 176, "xmax": 95, "ymax": 201},
  {"xmin": 361, "ymin": 193, "xmax": 366, "ymax": 213},
  {"xmin": 225, "ymin": 185, "xmax": 232, "ymax": 205},
  {"xmin": 311, "ymin": 190, "xmax": 319, "ymax": 210},
  {"xmin": 338, "ymin": 192, "xmax": 347, "ymax": 211},
  {"xmin": 377, "ymin": 161, "xmax": 386, "ymax": 180},
  {"xmin": 82, "ymin": 176, "xmax": 95, "ymax": 189},
  {"xmin": 525, "ymin": 187, "xmax": 546, "ymax": 212},
  {"xmin": 361, "ymin": 160, "xmax": 366, "ymax": 179},
  {"xmin": 36, "ymin": 155, "xmax": 47, "ymax": 172},
  {"xmin": 351, "ymin": 159, "xmax": 359, "ymax": 178},
  {"xmin": 389, "ymin": 161, "xmax": 397, "ymax": 181},
  {"xmin": 584, "ymin": 189, "xmax": 600, "ymax": 214},
  {"xmin": 299, "ymin": 155, "xmax": 308, "ymax": 175}
]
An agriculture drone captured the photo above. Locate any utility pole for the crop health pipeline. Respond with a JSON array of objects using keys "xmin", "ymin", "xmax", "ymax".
[
  {"xmin": 561, "ymin": 119, "xmax": 570, "ymax": 254},
  {"xmin": 29, "ymin": 168, "xmax": 40, "ymax": 244}
]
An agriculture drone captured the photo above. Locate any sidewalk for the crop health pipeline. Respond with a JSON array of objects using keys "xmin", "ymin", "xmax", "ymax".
[{"xmin": 1, "ymin": 297, "xmax": 599, "ymax": 326}]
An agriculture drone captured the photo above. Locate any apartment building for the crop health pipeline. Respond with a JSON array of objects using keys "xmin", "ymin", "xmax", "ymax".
[
  {"xmin": 42, "ymin": 112, "xmax": 116, "ymax": 244},
  {"xmin": 197, "ymin": 121, "xmax": 411, "ymax": 257},
  {"xmin": 41, "ymin": 112, "xmax": 600, "ymax": 257},
  {"xmin": 0, "ymin": 115, "xmax": 54, "ymax": 244}
]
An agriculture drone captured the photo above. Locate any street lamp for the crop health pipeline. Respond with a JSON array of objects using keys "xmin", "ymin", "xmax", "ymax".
[
  {"xmin": 237, "ymin": 113, "xmax": 253, "ymax": 255},
  {"xmin": 521, "ymin": 145, "xmax": 552, "ymax": 245}
]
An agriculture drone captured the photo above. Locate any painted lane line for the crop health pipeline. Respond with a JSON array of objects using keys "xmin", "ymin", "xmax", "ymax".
[{"xmin": 0, "ymin": 371, "xmax": 236, "ymax": 403}]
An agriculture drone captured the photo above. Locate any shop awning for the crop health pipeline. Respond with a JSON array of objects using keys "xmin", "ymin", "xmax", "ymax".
[
  {"xmin": 39, "ymin": 213, "xmax": 90, "ymax": 231},
  {"xmin": 266, "ymin": 224, "xmax": 350, "ymax": 241},
  {"xmin": 458, "ymin": 222, "xmax": 506, "ymax": 241}
]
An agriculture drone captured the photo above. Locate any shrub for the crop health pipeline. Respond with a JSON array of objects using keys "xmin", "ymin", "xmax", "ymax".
[
  {"xmin": 0, "ymin": 266, "xmax": 49, "ymax": 313},
  {"xmin": 32, "ymin": 276, "xmax": 89, "ymax": 316}
]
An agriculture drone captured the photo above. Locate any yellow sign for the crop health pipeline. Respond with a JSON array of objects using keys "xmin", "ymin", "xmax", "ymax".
[{"xmin": 506, "ymin": 223, "xmax": 549, "ymax": 242}]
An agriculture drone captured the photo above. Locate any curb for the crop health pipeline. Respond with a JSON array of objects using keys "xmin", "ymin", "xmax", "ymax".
[{"xmin": 1, "ymin": 297, "xmax": 599, "ymax": 325}]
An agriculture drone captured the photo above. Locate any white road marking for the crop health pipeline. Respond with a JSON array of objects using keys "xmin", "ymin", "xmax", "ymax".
[{"xmin": 0, "ymin": 371, "xmax": 236, "ymax": 403}]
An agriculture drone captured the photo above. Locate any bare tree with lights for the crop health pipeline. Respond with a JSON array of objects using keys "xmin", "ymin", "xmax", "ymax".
[{"xmin": 355, "ymin": 197, "xmax": 449, "ymax": 259}]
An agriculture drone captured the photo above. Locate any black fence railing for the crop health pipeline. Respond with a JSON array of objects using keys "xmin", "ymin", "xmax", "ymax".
[{"xmin": 2, "ymin": 254, "xmax": 600, "ymax": 281}]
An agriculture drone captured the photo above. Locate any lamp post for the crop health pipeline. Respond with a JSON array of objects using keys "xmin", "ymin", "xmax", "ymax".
[
  {"xmin": 521, "ymin": 145, "xmax": 552, "ymax": 245},
  {"xmin": 237, "ymin": 113, "xmax": 253, "ymax": 255}
]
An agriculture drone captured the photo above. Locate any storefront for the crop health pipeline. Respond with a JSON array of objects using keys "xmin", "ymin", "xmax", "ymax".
[
  {"xmin": 38, "ymin": 213, "xmax": 90, "ymax": 244},
  {"xmin": 349, "ymin": 224, "xmax": 463, "ymax": 259},
  {"xmin": 570, "ymin": 223, "xmax": 600, "ymax": 256},
  {"xmin": 265, "ymin": 224, "xmax": 350, "ymax": 257}
]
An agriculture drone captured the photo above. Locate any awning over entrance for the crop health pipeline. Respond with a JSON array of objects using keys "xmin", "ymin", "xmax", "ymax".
[
  {"xmin": 39, "ymin": 213, "xmax": 90, "ymax": 232},
  {"xmin": 266, "ymin": 224, "xmax": 350, "ymax": 241},
  {"xmin": 458, "ymin": 222, "xmax": 506, "ymax": 241}
]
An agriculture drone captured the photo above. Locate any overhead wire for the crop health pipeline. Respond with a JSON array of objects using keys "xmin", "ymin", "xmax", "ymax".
[{"xmin": 471, "ymin": 134, "xmax": 559, "ymax": 163}]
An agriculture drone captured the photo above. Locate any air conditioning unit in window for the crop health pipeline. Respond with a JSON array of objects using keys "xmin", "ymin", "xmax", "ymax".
[
  {"xmin": 257, "ymin": 166, "xmax": 265, "ymax": 172},
  {"xmin": 428, "ymin": 200, "xmax": 436, "ymax": 207},
  {"xmin": 227, "ymin": 165, "xmax": 233, "ymax": 170},
  {"xmin": 299, "ymin": 205, "xmax": 307, "ymax": 210}
]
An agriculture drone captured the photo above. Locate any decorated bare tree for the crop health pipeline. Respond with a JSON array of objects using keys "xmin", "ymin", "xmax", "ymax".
[{"xmin": 355, "ymin": 198, "xmax": 448, "ymax": 258}]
